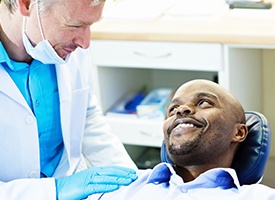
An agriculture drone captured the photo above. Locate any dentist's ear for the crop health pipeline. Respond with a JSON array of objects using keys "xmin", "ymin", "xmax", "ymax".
[{"xmin": 17, "ymin": 0, "xmax": 31, "ymax": 16}]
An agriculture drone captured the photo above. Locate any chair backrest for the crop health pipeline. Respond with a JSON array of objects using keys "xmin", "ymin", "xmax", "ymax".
[{"xmin": 160, "ymin": 111, "xmax": 272, "ymax": 185}]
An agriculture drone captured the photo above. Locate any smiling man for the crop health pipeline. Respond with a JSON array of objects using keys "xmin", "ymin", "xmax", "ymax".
[
  {"xmin": 89, "ymin": 79, "xmax": 275, "ymax": 200},
  {"xmin": 163, "ymin": 79, "xmax": 246, "ymax": 180}
]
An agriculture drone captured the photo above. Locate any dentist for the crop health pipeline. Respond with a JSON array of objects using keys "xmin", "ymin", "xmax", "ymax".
[{"xmin": 0, "ymin": 0, "xmax": 137, "ymax": 199}]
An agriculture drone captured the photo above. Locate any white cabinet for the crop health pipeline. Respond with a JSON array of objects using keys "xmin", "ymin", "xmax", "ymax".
[
  {"xmin": 90, "ymin": 40, "xmax": 262, "ymax": 148},
  {"xmin": 90, "ymin": 40, "xmax": 222, "ymax": 70}
]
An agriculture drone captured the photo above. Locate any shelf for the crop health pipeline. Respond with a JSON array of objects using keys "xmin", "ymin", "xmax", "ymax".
[{"xmin": 94, "ymin": 66, "xmax": 218, "ymax": 113}]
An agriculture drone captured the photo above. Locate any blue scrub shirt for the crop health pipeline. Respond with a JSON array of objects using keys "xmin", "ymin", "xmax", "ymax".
[{"xmin": 0, "ymin": 42, "xmax": 64, "ymax": 177}]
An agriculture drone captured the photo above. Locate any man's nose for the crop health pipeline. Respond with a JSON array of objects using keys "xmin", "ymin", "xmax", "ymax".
[
  {"xmin": 176, "ymin": 104, "xmax": 195, "ymax": 116},
  {"xmin": 73, "ymin": 26, "xmax": 91, "ymax": 49}
]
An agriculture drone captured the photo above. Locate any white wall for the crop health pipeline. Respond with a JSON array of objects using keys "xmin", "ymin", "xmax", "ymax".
[{"xmin": 261, "ymin": 49, "xmax": 275, "ymax": 187}]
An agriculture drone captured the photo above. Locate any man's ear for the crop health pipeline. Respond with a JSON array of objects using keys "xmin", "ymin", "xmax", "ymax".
[
  {"xmin": 233, "ymin": 123, "xmax": 248, "ymax": 143},
  {"xmin": 17, "ymin": 0, "xmax": 31, "ymax": 16}
]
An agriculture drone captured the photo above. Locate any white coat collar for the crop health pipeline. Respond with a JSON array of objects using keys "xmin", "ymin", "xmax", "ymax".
[{"xmin": 0, "ymin": 65, "xmax": 33, "ymax": 113}]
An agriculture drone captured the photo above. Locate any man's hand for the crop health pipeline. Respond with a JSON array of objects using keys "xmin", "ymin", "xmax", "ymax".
[{"xmin": 55, "ymin": 166, "xmax": 137, "ymax": 200}]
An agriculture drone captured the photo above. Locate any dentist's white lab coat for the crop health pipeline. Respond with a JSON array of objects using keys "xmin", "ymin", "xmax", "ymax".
[{"xmin": 0, "ymin": 47, "xmax": 136, "ymax": 199}]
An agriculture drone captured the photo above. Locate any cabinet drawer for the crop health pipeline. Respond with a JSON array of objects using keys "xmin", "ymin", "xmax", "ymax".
[
  {"xmin": 106, "ymin": 116, "xmax": 164, "ymax": 147},
  {"xmin": 91, "ymin": 40, "xmax": 222, "ymax": 71}
]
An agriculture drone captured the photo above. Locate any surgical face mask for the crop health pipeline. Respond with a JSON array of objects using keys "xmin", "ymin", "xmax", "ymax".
[
  {"xmin": 22, "ymin": 33, "xmax": 67, "ymax": 65},
  {"xmin": 22, "ymin": 0, "xmax": 67, "ymax": 65}
]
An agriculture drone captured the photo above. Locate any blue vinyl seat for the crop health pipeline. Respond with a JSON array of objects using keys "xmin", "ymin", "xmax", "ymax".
[{"xmin": 160, "ymin": 111, "xmax": 272, "ymax": 185}]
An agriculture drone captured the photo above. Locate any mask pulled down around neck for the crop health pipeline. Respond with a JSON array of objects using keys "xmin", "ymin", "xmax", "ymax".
[{"xmin": 22, "ymin": 32, "xmax": 67, "ymax": 65}]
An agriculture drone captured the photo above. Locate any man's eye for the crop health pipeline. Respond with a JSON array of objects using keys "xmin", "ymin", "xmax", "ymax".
[
  {"xmin": 198, "ymin": 99, "xmax": 213, "ymax": 107},
  {"xmin": 71, "ymin": 25, "xmax": 83, "ymax": 29},
  {"xmin": 168, "ymin": 105, "xmax": 179, "ymax": 115},
  {"xmin": 68, "ymin": 24, "xmax": 85, "ymax": 29}
]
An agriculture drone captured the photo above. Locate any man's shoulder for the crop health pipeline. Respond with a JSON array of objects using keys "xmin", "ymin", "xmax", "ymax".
[{"xmin": 240, "ymin": 183, "xmax": 275, "ymax": 198}]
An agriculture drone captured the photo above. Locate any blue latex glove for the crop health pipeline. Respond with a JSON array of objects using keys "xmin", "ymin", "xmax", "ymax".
[{"xmin": 55, "ymin": 166, "xmax": 137, "ymax": 200}]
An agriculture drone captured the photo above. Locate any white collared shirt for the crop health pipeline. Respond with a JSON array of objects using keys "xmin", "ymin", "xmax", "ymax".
[{"xmin": 89, "ymin": 163, "xmax": 275, "ymax": 200}]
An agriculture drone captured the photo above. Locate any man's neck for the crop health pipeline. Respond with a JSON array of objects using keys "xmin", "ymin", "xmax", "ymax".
[
  {"xmin": 174, "ymin": 163, "xmax": 229, "ymax": 183},
  {"xmin": 0, "ymin": 10, "xmax": 33, "ymax": 64},
  {"xmin": 174, "ymin": 165, "xmax": 204, "ymax": 182}
]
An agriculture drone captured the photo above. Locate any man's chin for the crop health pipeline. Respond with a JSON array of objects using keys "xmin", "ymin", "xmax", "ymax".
[
  {"xmin": 168, "ymin": 141, "xmax": 196, "ymax": 156},
  {"xmin": 168, "ymin": 144, "xmax": 183, "ymax": 155}
]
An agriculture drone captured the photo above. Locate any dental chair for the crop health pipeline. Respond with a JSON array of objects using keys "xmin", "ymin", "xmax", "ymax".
[{"xmin": 161, "ymin": 111, "xmax": 272, "ymax": 185}]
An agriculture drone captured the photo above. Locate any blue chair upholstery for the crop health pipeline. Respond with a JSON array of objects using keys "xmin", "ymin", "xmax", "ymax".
[{"xmin": 160, "ymin": 111, "xmax": 271, "ymax": 185}]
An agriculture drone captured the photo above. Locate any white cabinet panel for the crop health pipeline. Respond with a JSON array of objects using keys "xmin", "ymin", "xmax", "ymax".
[
  {"xmin": 107, "ymin": 116, "xmax": 163, "ymax": 147},
  {"xmin": 91, "ymin": 40, "xmax": 222, "ymax": 71}
]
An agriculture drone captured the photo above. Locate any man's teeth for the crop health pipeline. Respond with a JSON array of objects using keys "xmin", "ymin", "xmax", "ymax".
[{"xmin": 175, "ymin": 123, "xmax": 195, "ymax": 129}]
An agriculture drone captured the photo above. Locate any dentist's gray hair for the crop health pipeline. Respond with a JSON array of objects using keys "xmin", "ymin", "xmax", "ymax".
[{"xmin": 0, "ymin": 0, "xmax": 105, "ymax": 14}]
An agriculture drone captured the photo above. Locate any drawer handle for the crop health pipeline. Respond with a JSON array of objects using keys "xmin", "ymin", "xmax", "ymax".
[{"xmin": 133, "ymin": 51, "xmax": 172, "ymax": 58}]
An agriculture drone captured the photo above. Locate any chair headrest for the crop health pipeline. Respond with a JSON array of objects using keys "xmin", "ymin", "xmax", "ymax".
[{"xmin": 160, "ymin": 111, "xmax": 271, "ymax": 185}]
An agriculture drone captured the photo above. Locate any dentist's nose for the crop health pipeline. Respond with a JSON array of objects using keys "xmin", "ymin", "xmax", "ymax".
[{"xmin": 73, "ymin": 26, "xmax": 91, "ymax": 49}]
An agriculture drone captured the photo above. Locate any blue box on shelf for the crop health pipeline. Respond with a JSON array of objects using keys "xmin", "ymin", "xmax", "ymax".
[{"xmin": 137, "ymin": 88, "xmax": 173, "ymax": 120}]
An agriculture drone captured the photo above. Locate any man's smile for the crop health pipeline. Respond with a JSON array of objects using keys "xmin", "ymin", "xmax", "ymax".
[{"xmin": 167, "ymin": 117, "xmax": 205, "ymax": 137}]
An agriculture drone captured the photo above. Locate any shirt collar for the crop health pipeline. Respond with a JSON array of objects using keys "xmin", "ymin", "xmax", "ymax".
[
  {"xmin": 146, "ymin": 163, "xmax": 241, "ymax": 191},
  {"xmin": 0, "ymin": 42, "xmax": 29, "ymax": 71},
  {"xmin": 146, "ymin": 163, "xmax": 174, "ymax": 184}
]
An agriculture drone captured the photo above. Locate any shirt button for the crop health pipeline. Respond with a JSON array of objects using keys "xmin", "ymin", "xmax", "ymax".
[
  {"xmin": 181, "ymin": 188, "xmax": 187, "ymax": 193},
  {"xmin": 25, "ymin": 115, "xmax": 34, "ymax": 124},
  {"xmin": 35, "ymin": 100, "xmax": 39, "ymax": 107},
  {"xmin": 28, "ymin": 171, "xmax": 38, "ymax": 178}
]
